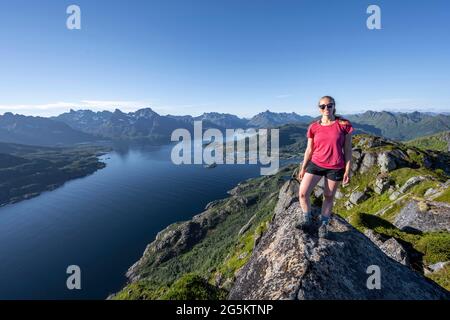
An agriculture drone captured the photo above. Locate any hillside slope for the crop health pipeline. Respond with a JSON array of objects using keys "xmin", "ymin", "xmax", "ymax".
[
  {"xmin": 346, "ymin": 111, "xmax": 450, "ymax": 141},
  {"xmin": 406, "ymin": 131, "xmax": 450, "ymax": 152}
]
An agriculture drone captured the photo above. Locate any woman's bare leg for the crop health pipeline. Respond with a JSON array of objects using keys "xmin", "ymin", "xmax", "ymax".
[
  {"xmin": 299, "ymin": 173, "xmax": 322, "ymax": 214},
  {"xmin": 322, "ymin": 178, "xmax": 341, "ymax": 218}
]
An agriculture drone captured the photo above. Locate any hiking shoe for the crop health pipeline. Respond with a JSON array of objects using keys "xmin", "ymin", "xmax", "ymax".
[
  {"xmin": 318, "ymin": 223, "xmax": 329, "ymax": 239},
  {"xmin": 295, "ymin": 211, "xmax": 312, "ymax": 231}
]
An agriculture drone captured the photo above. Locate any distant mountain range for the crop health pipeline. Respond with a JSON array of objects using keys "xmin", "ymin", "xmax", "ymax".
[
  {"xmin": 1, "ymin": 108, "xmax": 450, "ymax": 147},
  {"xmin": 53, "ymin": 108, "xmax": 189, "ymax": 145},
  {"xmin": 346, "ymin": 111, "xmax": 450, "ymax": 141},
  {"xmin": 0, "ymin": 112, "xmax": 97, "ymax": 147}
]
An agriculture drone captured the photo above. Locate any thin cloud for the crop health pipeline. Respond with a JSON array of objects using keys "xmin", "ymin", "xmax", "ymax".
[{"xmin": 0, "ymin": 100, "xmax": 153, "ymax": 117}]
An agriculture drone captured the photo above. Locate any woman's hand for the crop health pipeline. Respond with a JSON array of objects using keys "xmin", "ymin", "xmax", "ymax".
[
  {"xmin": 343, "ymin": 171, "xmax": 350, "ymax": 186},
  {"xmin": 297, "ymin": 167, "xmax": 306, "ymax": 181}
]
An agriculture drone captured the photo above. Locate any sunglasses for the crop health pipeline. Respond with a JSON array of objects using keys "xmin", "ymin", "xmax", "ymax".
[{"xmin": 319, "ymin": 103, "xmax": 334, "ymax": 110}]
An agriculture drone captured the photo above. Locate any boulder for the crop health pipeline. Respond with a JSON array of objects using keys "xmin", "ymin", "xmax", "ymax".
[
  {"xmin": 364, "ymin": 230, "xmax": 409, "ymax": 266},
  {"xmin": 374, "ymin": 175, "xmax": 390, "ymax": 194},
  {"xmin": 393, "ymin": 199, "xmax": 450, "ymax": 232},
  {"xmin": 425, "ymin": 261, "xmax": 449, "ymax": 275},
  {"xmin": 360, "ymin": 153, "xmax": 377, "ymax": 173},
  {"xmin": 377, "ymin": 152, "xmax": 397, "ymax": 173},
  {"xmin": 399, "ymin": 176, "xmax": 427, "ymax": 194},
  {"xmin": 349, "ymin": 190, "xmax": 369, "ymax": 205},
  {"xmin": 389, "ymin": 176, "xmax": 427, "ymax": 201}
]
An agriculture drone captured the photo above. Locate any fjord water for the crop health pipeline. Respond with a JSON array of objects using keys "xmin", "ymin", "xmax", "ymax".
[{"xmin": 0, "ymin": 144, "xmax": 263, "ymax": 299}]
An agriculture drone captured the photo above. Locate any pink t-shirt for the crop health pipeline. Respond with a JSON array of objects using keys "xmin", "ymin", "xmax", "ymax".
[{"xmin": 307, "ymin": 119, "xmax": 353, "ymax": 169}]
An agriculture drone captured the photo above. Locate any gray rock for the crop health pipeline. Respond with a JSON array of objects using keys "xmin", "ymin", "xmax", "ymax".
[
  {"xmin": 344, "ymin": 200, "xmax": 353, "ymax": 210},
  {"xmin": 377, "ymin": 152, "xmax": 397, "ymax": 173},
  {"xmin": 364, "ymin": 229, "xmax": 386, "ymax": 246},
  {"xmin": 374, "ymin": 176, "xmax": 390, "ymax": 194},
  {"xmin": 352, "ymin": 149, "xmax": 363, "ymax": 162},
  {"xmin": 427, "ymin": 261, "xmax": 449, "ymax": 274},
  {"xmin": 393, "ymin": 200, "xmax": 450, "ymax": 232},
  {"xmin": 379, "ymin": 238, "xmax": 410, "ymax": 266},
  {"xmin": 349, "ymin": 190, "xmax": 369, "ymax": 205},
  {"xmin": 238, "ymin": 214, "xmax": 257, "ymax": 236},
  {"xmin": 360, "ymin": 152, "xmax": 377, "ymax": 173},
  {"xmin": 399, "ymin": 176, "xmax": 426, "ymax": 194},
  {"xmin": 389, "ymin": 176, "xmax": 427, "ymax": 201},
  {"xmin": 389, "ymin": 191, "xmax": 402, "ymax": 201},
  {"xmin": 228, "ymin": 180, "xmax": 449, "ymax": 300},
  {"xmin": 364, "ymin": 230, "xmax": 409, "ymax": 266},
  {"xmin": 424, "ymin": 188, "xmax": 438, "ymax": 197}
]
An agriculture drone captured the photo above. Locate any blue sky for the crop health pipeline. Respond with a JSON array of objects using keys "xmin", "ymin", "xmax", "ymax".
[{"xmin": 0, "ymin": 0, "xmax": 449, "ymax": 117}]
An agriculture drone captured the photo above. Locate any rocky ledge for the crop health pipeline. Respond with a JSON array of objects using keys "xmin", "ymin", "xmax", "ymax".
[{"xmin": 228, "ymin": 179, "xmax": 449, "ymax": 300}]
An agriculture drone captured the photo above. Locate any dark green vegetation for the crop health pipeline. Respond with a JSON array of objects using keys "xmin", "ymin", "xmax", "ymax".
[
  {"xmin": 113, "ymin": 166, "xmax": 293, "ymax": 300},
  {"xmin": 346, "ymin": 111, "xmax": 450, "ymax": 141},
  {"xmin": 0, "ymin": 142, "xmax": 108, "ymax": 206},
  {"xmin": 406, "ymin": 131, "xmax": 450, "ymax": 152}
]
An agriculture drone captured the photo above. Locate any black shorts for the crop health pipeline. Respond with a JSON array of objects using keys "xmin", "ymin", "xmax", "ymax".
[{"xmin": 305, "ymin": 161, "xmax": 345, "ymax": 181}]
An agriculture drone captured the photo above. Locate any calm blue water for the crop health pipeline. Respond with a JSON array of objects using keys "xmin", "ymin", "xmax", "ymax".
[{"xmin": 0, "ymin": 144, "xmax": 264, "ymax": 299}]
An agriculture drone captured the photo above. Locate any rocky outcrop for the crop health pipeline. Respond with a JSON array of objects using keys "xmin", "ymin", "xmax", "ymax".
[
  {"xmin": 364, "ymin": 230, "xmax": 410, "ymax": 266},
  {"xmin": 393, "ymin": 199, "xmax": 450, "ymax": 232},
  {"xmin": 349, "ymin": 189, "xmax": 370, "ymax": 205},
  {"xmin": 389, "ymin": 176, "xmax": 427, "ymax": 201},
  {"xmin": 228, "ymin": 179, "xmax": 449, "ymax": 300},
  {"xmin": 350, "ymin": 135, "xmax": 449, "ymax": 176},
  {"xmin": 351, "ymin": 136, "xmax": 408, "ymax": 174},
  {"xmin": 374, "ymin": 174, "xmax": 392, "ymax": 194},
  {"xmin": 425, "ymin": 262, "xmax": 449, "ymax": 275}
]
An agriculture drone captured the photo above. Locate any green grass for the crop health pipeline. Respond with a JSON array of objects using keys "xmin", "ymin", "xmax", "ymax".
[
  {"xmin": 112, "ymin": 280, "xmax": 168, "ymax": 300},
  {"xmin": 114, "ymin": 274, "xmax": 228, "ymax": 300},
  {"xmin": 434, "ymin": 187, "xmax": 450, "ymax": 204},
  {"xmin": 160, "ymin": 274, "xmax": 228, "ymax": 300},
  {"xmin": 406, "ymin": 131, "xmax": 450, "ymax": 152},
  {"xmin": 415, "ymin": 233, "xmax": 450, "ymax": 264},
  {"xmin": 427, "ymin": 265, "xmax": 450, "ymax": 291}
]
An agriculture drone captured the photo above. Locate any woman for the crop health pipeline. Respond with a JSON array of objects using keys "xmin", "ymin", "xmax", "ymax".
[{"xmin": 295, "ymin": 96, "xmax": 353, "ymax": 239}]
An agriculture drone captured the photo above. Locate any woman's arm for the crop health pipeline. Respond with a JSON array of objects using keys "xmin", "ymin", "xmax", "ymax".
[
  {"xmin": 343, "ymin": 134, "xmax": 352, "ymax": 184},
  {"xmin": 298, "ymin": 138, "xmax": 313, "ymax": 180}
]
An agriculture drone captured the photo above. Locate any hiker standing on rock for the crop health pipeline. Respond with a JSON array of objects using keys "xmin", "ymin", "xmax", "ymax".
[{"xmin": 295, "ymin": 96, "xmax": 353, "ymax": 239}]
